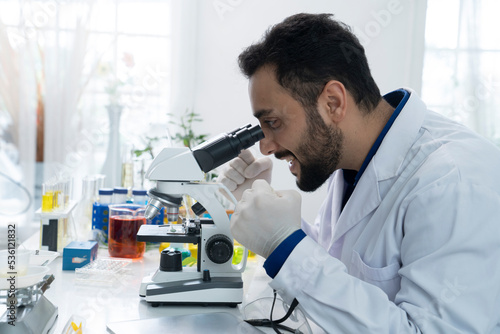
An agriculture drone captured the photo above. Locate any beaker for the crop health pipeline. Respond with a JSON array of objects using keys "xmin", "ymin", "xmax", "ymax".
[{"xmin": 108, "ymin": 204, "xmax": 146, "ymax": 259}]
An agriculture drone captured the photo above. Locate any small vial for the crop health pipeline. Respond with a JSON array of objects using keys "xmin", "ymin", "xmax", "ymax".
[
  {"xmin": 112, "ymin": 187, "xmax": 128, "ymax": 204},
  {"xmin": 99, "ymin": 188, "xmax": 113, "ymax": 204},
  {"xmin": 132, "ymin": 189, "xmax": 148, "ymax": 205}
]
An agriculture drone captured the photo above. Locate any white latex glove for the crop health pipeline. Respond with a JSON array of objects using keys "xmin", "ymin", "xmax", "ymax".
[
  {"xmin": 230, "ymin": 180, "xmax": 302, "ymax": 259},
  {"xmin": 217, "ymin": 149, "xmax": 272, "ymax": 201}
]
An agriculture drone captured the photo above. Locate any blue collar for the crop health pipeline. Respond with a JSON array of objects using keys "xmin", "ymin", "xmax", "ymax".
[{"xmin": 346, "ymin": 89, "xmax": 410, "ymax": 187}]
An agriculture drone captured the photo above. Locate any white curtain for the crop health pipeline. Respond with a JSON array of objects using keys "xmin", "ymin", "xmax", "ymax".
[
  {"xmin": 41, "ymin": 1, "xmax": 98, "ymax": 181},
  {"xmin": 169, "ymin": 0, "xmax": 199, "ymax": 124},
  {"xmin": 0, "ymin": 13, "xmax": 37, "ymax": 235},
  {"xmin": 0, "ymin": 1, "xmax": 99, "ymax": 185},
  {"xmin": 0, "ymin": 1, "xmax": 99, "ymax": 241}
]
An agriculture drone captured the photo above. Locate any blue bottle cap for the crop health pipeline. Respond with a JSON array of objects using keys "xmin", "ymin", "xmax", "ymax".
[
  {"xmin": 113, "ymin": 187, "xmax": 128, "ymax": 194},
  {"xmin": 99, "ymin": 188, "xmax": 114, "ymax": 196},
  {"xmin": 132, "ymin": 189, "xmax": 148, "ymax": 196}
]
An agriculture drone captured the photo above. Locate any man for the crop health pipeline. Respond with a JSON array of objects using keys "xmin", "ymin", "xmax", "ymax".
[{"xmin": 220, "ymin": 13, "xmax": 500, "ymax": 333}]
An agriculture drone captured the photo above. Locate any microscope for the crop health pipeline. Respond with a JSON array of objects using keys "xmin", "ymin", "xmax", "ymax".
[{"xmin": 137, "ymin": 124, "xmax": 264, "ymax": 306}]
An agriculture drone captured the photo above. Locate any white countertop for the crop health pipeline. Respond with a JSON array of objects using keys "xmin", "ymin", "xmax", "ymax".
[
  {"xmin": 19, "ymin": 233, "xmax": 285, "ymax": 334},
  {"xmin": 51, "ymin": 255, "xmax": 268, "ymax": 333},
  {"xmin": 18, "ymin": 232, "xmax": 324, "ymax": 334}
]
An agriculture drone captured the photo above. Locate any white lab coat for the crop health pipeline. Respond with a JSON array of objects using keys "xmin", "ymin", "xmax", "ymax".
[{"xmin": 270, "ymin": 89, "xmax": 500, "ymax": 333}]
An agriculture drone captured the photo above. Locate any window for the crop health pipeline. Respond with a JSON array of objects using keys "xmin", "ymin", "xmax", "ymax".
[
  {"xmin": 0, "ymin": 0, "xmax": 172, "ymax": 180},
  {"xmin": 0, "ymin": 0, "xmax": 174, "ymax": 224},
  {"xmin": 421, "ymin": 0, "xmax": 500, "ymax": 145}
]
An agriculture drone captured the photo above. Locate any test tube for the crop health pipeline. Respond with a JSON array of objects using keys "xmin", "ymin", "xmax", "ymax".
[
  {"xmin": 55, "ymin": 181, "xmax": 65, "ymax": 211},
  {"xmin": 41, "ymin": 183, "xmax": 54, "ymax": 212},
  {"xmin": 63, "ymin": 178, "xmax": 72, "ymax": 209}
]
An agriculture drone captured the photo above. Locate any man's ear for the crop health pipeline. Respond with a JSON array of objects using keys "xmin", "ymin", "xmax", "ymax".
[{"xmin": 318, "ymin": 80, "xmax": 347, "ymax": 123}]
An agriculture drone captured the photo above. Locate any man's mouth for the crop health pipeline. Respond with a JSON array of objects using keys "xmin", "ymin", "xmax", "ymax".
[
  {"xmin": 285, "ymin": 156, "xmax": 295, "ymax": 167},
  {"xmin": 275, "ymin": 151, "xmax": 298, "ymax": 174},
  {"xmin": 275, "ymin": 150, "xmax": 293, "ymax": 161},
  {"xmin": 282, "ymin": 155, "xmax": 298, "ymax": 176}
]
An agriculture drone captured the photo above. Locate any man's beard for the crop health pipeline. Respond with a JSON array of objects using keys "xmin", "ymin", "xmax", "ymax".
[{"xmin": 277, "ymin": 109, "xmax": 344, "ymax": 192}]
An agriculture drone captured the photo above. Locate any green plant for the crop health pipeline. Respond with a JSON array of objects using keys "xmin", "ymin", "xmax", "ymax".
[
  {"xmin": 133, "ymin": 109, "xmax": 209, "ymax": 159},
  {"xmin": 133, "ymin": 136, "xmax": 158, "ymax": 159},
  {"xmin": 168, "ymin": 109, "xmax": 209, "ymax": 149},
  {"xmin": 169, "ymin": 109, "xmax": 218, "ymax": 181}
]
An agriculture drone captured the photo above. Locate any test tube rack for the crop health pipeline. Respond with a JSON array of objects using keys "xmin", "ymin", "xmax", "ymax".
[{"xmin": 35, "ymin": 201, "xmax": 77, "ymax": 253}]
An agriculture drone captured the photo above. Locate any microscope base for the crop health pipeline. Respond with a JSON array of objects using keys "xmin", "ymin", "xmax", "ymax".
[{"xmin": 140, "ymin": 275, "xmax": 243, "ymax": 307}]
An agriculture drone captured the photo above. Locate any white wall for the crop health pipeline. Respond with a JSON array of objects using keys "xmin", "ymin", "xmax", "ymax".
[{"xmin": 187, "ymin": 0, "xmax": 427, "ymax": 223}]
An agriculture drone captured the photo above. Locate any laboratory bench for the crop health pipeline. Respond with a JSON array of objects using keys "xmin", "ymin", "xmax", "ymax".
[{"xmin": 18, "ymin": 232, "xmax": 324, "ymax": 334}]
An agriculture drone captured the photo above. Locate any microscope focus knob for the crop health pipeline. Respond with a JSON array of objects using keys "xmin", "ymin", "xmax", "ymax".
[{"xmin": 205, "ymin": 234, "xmax": 233, "ymax": 264}]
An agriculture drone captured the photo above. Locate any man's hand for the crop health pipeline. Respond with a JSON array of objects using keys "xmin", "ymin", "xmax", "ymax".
[
  {"xmin": 217, "ymin": 149, "xmax": 272, "ymax": 201},
  {"xmin": 230, "ymin": 180, "xmax": 301, "ymax": 258}
]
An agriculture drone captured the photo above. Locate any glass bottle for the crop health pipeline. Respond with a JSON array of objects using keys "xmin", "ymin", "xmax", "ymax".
[{"xmin": 132, "ymin": 189, "xmax": 148, "ymax": 205}]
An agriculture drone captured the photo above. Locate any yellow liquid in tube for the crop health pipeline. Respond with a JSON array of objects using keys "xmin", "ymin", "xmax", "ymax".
[{"xmin": 41, "ymin": 191, "xmax": 54, "ymax": 212}]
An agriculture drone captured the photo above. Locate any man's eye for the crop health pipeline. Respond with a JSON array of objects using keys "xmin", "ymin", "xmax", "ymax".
[{"xmin": 265, "ymin": 119, "xmax": 280, "ymax": 129}]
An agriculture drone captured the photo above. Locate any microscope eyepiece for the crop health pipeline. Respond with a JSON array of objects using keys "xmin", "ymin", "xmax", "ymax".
[{"xmin": 192, "ymin": 124, "xmax": 264, "ymax": 173}]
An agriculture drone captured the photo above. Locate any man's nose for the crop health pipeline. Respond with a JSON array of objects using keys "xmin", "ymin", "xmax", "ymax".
[{"xmin": 259, "ymin": 132, "xmax": 279, "ymax": 156}]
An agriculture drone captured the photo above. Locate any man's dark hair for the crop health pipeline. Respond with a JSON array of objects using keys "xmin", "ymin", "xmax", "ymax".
[{"xmin": 239, "ymin": 13, "xmax": 381, "ymax": 113}]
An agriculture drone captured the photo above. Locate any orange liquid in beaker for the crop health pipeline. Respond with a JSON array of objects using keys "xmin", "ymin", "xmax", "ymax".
[{"xmin": 108, "ymin": 215, "xmax": 146, "ymax": 259}]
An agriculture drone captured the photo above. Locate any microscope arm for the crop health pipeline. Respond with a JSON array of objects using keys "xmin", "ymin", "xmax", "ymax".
[{"xmin": 155, "ymin": 181, "xmax": 247, "ymax": 273}]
